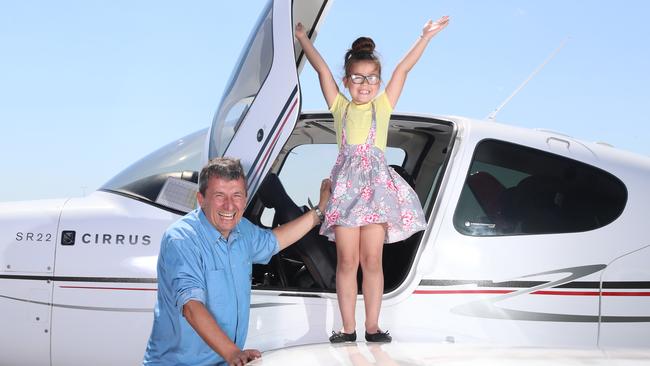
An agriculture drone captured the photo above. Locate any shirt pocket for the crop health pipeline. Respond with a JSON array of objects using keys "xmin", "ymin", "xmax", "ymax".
[{"xmin": 205, "ymin": 269, "xmax": 229, "ymax": 306}]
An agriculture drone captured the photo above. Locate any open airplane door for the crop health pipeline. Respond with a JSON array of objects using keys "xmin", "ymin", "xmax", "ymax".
[{"xmin": 207, "ymin": 0, "xmax": 331, "ymax": 198}]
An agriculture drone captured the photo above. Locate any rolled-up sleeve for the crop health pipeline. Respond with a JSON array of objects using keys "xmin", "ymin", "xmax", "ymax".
[
  {"xmin": 161, "ymin": 236, "xmax": 206, "ymax": 313},
  {"xmin": 249, "ymin": 225, "xmax": 279, "ymax": 265}
]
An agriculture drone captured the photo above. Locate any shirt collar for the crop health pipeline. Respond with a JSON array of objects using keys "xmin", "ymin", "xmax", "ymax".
[{"xmin": 197, "ymin": 208, "xmax": 241, "ymax": 244}]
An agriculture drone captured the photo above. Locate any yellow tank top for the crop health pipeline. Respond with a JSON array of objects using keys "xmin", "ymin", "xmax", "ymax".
[{"xmin": 330, "ymin": 92, "xmax": 392, "ymax": 151}]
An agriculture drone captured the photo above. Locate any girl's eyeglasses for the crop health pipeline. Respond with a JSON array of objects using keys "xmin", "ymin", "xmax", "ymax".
[{"xmin": 348, "ymin": 74, "xmax": 380, "ymax": 85}]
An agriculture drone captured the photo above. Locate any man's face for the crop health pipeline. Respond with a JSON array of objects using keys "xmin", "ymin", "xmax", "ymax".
[{"xmin": 197, "ymin": 176, "xmax": 247, "ymax": 239}]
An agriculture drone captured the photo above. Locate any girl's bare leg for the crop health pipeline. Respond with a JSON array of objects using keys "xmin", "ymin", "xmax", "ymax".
[
  {"xmin": 359, "ymin": 224, "xmax": 385, "ymax": 333},
  {"xmin": 334, "ymin": 226, "xmax": 361, "ymax": 333}
]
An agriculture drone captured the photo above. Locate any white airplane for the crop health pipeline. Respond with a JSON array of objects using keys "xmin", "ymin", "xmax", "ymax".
[
  {"xmin": 1, "ymin": 1, "xmax": 649, "ymax": 365},
  {"xmin": 247, "ymin": 342, "xmax": 650, "ymax": 366}
]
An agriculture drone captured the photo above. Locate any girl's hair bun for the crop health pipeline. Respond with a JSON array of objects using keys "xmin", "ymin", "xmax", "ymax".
[
  {"xmin": 343, "ymin": 36, "xmax": 381, "ymax": 77},
  {"xmin": 351, "ymin": 37, "xmax": 375, "ymax": 53}
]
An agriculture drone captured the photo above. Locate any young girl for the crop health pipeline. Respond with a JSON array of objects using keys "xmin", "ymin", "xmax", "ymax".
[{"xmin": 295, "ymin": 16, "xmax": 449, "ymax": 343}]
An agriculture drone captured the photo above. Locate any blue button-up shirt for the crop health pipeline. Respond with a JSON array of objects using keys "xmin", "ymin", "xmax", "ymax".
[{"xmin": 143, "ymin": 208, "xmax": 279, "ymax": 366}]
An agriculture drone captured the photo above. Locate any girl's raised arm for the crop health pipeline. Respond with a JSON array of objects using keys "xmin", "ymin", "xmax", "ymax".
[
  {"xmin": 295, "ymin": 22, "xmax": 339, "ymax": 108},
  {"xmin": 385, "ymin": 16, "xmax": 449, "ymax": 108}
]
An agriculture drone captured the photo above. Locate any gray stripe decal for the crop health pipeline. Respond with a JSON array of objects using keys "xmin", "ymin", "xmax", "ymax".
[
  {"xmin": 53, "ymin": 303, "xmax": 152, "ymax": 313},
  {"xmin": 0, "ymin": 294, "xmax": 152, "ymax": 312},
  {"xmin": 251, "ymin": 302, "xmax": 295, "ymax": 309},
  {"xmin": 451, "ymin": 264, "xmax": 613, "ymax": 323},
  {"xmin": 0, "ymin": 293, "xmax": 50, "ymax": 307}
]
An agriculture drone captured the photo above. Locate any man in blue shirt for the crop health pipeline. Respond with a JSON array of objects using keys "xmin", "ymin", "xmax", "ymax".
[{"xmin": 143, "ymin": 157, "xmax": 330, "ymax": 366}]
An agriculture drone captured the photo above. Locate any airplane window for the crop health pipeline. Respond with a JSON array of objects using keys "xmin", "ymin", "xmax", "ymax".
[
  {"xmin": 101, "ymin": 129, "xmax": 206, "ymax": 213},
  {"xmin": 208, "ymin": 1, "xmax": 273, "ymax": 159},
  {"xmin": 453, "ymin": 139, "xmax": 628, "ymax": 236}
]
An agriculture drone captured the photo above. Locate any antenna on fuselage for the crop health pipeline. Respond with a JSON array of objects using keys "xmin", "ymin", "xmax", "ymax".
[{"xmin": 486, "ymin": 37, "xmax": 569, "ymax": 121}]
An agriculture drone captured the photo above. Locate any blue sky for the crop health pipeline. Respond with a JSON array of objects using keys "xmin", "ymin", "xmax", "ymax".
[{"xmin": 1, "ymin": 1, "xmax": 648, "ymax": 202}]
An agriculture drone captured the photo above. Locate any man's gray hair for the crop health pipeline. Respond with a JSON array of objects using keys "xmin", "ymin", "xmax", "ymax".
[{"xmin": 198, "ymin": 157, "xmax": 247, "ymax": 196}]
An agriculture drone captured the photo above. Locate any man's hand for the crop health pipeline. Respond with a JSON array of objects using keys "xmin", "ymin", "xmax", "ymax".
[
  {"xmin": 273, "ymin": 177, "xmax": 331, "ymax": 250},
  {"xmin": 227, "ymin": 349, "xmax": 261, "ymax": 366},
  {"xmin": 183, "ymin": 300, "xmax": 245, "ymax": 364}
]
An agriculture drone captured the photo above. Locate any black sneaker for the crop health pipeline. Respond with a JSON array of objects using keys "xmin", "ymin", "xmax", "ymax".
[
  {"xmin": 365, "ymin": 330, "xmax": 392, "ymax": 343},
  {"xmin": 329, "ymin": 330, "xmax": 357, "ymax": 343}
]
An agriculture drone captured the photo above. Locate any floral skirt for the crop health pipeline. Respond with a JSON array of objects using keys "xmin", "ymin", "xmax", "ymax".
[{"xmin": 319, "ymin": 143, "xmax": 427, "ymax": 243}]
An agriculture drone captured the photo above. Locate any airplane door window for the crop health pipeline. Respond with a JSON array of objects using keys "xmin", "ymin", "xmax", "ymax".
[
  {"xmin": 209, "ymin": 1, "xmax": 273, "ymax": 159},
  {"xmin": 453, "ymin": 139, "xmax": 628, "ymax": 236}
]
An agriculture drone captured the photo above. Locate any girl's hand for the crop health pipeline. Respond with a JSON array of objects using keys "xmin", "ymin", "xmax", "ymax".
[
  {"xmin": 295, "ymin": 22, "xmax": 307, "ymax": 40},
  {"xmin": 421, "ymin": 15, "xmax": 450, "ymax": 41},
  {"xmin": 318, "ymin": 178, "xmax": 331, "ymax": 212}
]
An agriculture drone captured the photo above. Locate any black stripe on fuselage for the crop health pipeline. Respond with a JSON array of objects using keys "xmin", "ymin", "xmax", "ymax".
[{"xmin": 0, "ymin": 274, "xmax": 156, "ymax": 283}]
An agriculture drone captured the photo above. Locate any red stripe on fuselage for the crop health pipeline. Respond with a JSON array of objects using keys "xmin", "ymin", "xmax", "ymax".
[{"xmin": 413, "ymin": 289, "xmax": 650, "ymax": 296}]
